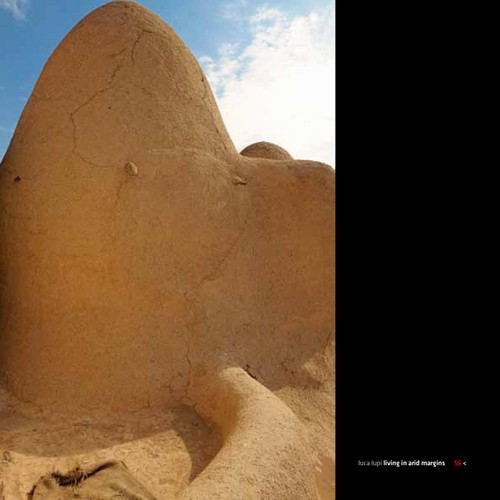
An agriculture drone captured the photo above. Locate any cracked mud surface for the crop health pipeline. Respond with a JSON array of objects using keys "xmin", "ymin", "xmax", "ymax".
[{"xmin": 0, "ymin": 2, "xmax": 335, "ymax": 498}]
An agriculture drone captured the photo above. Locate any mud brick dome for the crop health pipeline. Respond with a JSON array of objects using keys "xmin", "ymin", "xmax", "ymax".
[{"xmin": 0, "ymin": 2, "xmax": 335, "ymax": 498}]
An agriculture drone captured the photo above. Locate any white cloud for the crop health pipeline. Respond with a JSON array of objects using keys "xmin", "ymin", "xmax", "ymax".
[
  {"xmin": 221, "ymin": 0, "xmax": 248, "ymax": 21},
  {"xmin": 0, "ymin": 0, "xmax": 29, "ymax": 20},
  {"xmin": 202, "ymin": 2, "xmax": 335, "ymax": 166}
]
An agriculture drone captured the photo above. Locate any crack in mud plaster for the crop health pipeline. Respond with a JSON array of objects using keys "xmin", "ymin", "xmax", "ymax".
[
  {"xmin": 129, "ymin": 82, "xmax": 158, "ymax": 98},
  {"xmin": 187, "ymin": 215, "xmax": 249, "ymax": 295},
  {"xmin": 184, "ymin": 329, "xmax": 195, "ymax": 398},
  {"xmin": 67, "ymin": 39, "xmax": 136, "ymax": 167},
  {"xmin": 183, "ymin": 293, "xmax": 210, "ymax": 406},
  {"xmin": 131, "ymin": 31, "xmax": 143, "ymax": 66},
  {"xmin": 69, "ymin": 113, "xmax": 114, "ymax": 168},
  {"xmin": 131, "ymin": 29, "xmax": 171, "ymax": 66}
]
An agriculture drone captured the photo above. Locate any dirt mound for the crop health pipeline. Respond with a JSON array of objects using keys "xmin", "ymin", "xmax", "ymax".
[{"xmin": 0, "ymin": 1, "xmax": 335, "ymax": 498}]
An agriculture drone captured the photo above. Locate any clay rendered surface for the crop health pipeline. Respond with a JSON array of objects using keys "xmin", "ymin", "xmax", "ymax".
[{"xmin": 0, "ymin": 2, "xmax": 335, "ymax": 499}]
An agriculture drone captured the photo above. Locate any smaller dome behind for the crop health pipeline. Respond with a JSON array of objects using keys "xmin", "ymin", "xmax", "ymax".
[{"xmin": 240, "ymin": 141, "xmax": 293, "ymax": 161}]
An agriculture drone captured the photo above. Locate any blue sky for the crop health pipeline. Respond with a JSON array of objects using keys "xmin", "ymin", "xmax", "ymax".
[{"xmin": 0, "ymin": 0, "xmax": 335, "ymax": 164}]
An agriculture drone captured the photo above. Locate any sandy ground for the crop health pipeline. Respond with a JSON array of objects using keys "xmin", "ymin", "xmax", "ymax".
[
  {"xmin": 0, "ymin": 388, "xmax": 220, "ymax": 499},
  {"xmin": 0, "ymin": 363, "xmax": 335, "ymax": 499}
]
